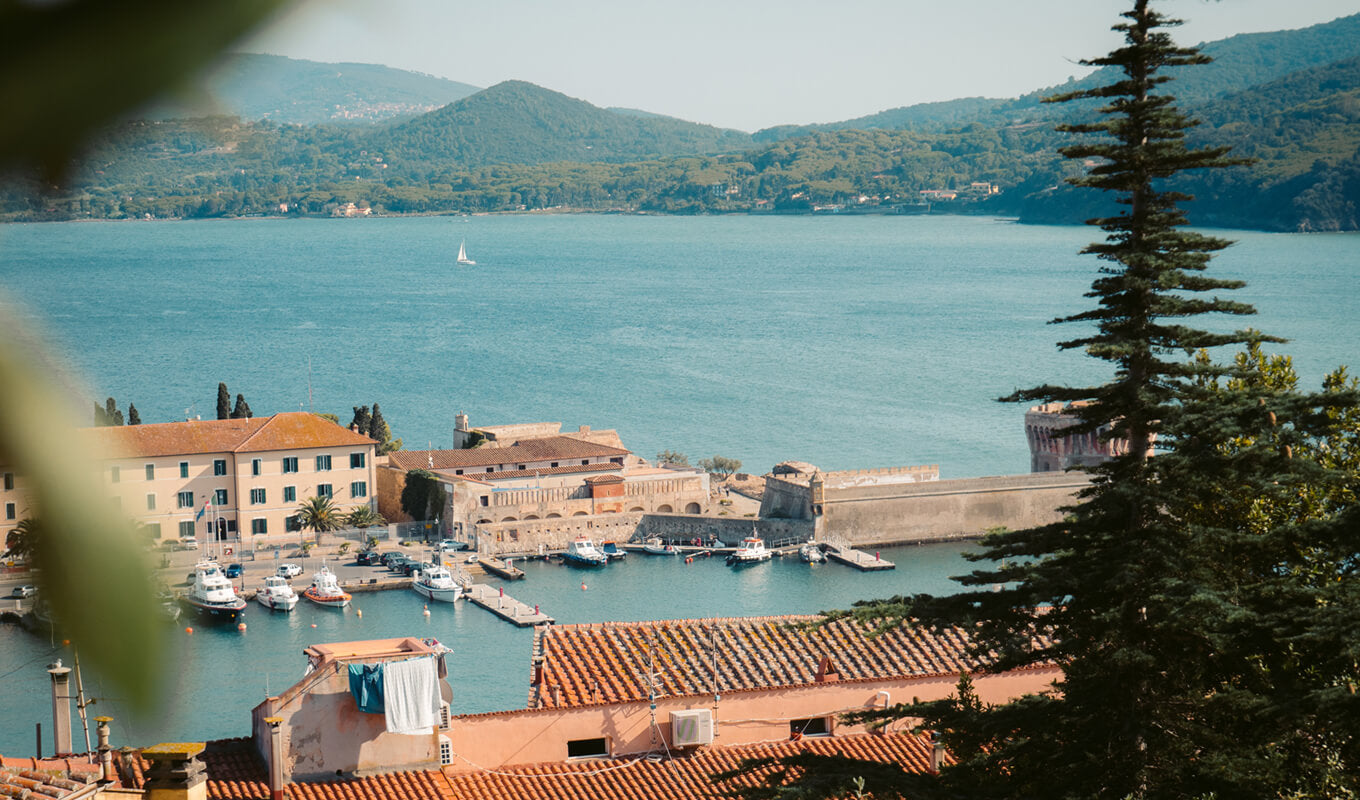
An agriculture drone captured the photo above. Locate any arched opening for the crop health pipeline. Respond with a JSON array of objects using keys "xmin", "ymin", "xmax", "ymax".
[
  {"xmin": 685, "ymin": 502, "xmax": 701, "ymax": 514},
  {"xmin": 524, "ymin": 514, "xmax": 540, "ymax": 520},
  {"xmin": 501, "ymin": 516, "xmax": 517, "ymax": 522},
  {"xmin": 546, "ymin": 513, "xmax": 562, "ymax": 519},
  {"xmin": 656, "ymin": 504, "xmax": 673, "ymax": 513},
  {"xmin": 628, "ymin": 506, "xmax": 644, "ymax": 512},
  {"xmin": 572, "ymin": 511, "xmax": 588, "ymax": 517},
  {"xmin": 476, "ymin": 518, "xmax": 492, "ymax": 525}
]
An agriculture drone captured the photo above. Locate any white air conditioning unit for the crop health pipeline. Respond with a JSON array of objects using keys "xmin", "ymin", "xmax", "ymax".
[
  {"xmin": 439, "ymin": 700, "xmax": 451, "ymax": 731},
  {"xmin": 670, "ymin": 709, "xmax": 714, "ymax": 747}
]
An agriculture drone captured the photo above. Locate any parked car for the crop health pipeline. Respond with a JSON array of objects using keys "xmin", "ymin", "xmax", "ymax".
[
  {"xmin": 356, "ymin": 550, "xmax": 383, "ymax": 566},
  {"xmin": 436, "ymin": 539, "xmax": 468, "ymax": 552},
  {"xmin": 174, "ymin": 538, "xmax": 198, "ymax": 551},
  {"xmin": 224, "ymin": 563, "xmax": 244, "ymax": 579},
  {"xmin": 11, "ymin": 585, "xmax": 37, "ymax": 598},
  {"xmin": 276, "ymin": 563, "xmax": 303, "ymax": 578}
]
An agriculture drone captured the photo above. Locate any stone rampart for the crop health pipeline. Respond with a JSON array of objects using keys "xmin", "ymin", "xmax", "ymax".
[{"xmin": 471, "ymin": 512, "xmax": 814, "ymax": 556}]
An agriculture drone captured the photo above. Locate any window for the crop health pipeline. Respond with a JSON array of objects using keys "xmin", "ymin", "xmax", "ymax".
[
  {"xmin": 350, "ymin": 481, "xmax": 367, "ymax": 498},
  {"xmin": 3, "ymin": 472, "xmax": 13, "ymax": 490},
  {"xmin": 550, "ymin": 462, "xmax": 559, "ymax": 468},
  {"xmin": 214, "ymin": 489, "xmax": 228, "ymax": 506},
  {"xmin": 251, "ymin": 518, "xmax": 267, "ymax": 535},
  {"xmin": 146, "ymin": 493, "xmax": 156, "ymax": 511},
  {"xmin": 282, "ymin": 457, "xmax": 298, "ymax": 474},
  {"xmin": 581, "ymin": 460, "xmax": 589, "ymax": 465},
  {"xmin": 485, "ymin": 467, "xmax": 494, "ymax": 473},
  {"xmin": 5, "ymin": 502, "xmax": 14, "ymax": 520},
  {"xmin": 145, "ymin": 464, "xmax": 155, "ymax": 481},
  {"xmin": 252, "ymin": 458, "xmax": 262, "ymax": 477},
  {"xmin": 177, "ymin": 491, "xmax": 194, "ymax": 509},
  {"xmin": 110, "ymin": 466, "xmax": 120, "ymax": 483},
  {"xmin": 790, "ymin": 717, "xmax": 832, "ymax": 737},
  {"xmin": 250, "ymin": 488, "xmax": 266, "ymax": 505},
  {"xmin": 283, "ymin": 486, "xmax": 296, "ymax": 503},
  {"xmin": 517, "ymin": 464, "xmax": 526, "ymax": 471},
  {"xmin": 317, "ymin": 484, "xmax": 332, "ymax": 499},
  {"xmin": 566, "ymin": 737, "xmax": 609, "ymax": 759},
  {"xmin": 479, "ymin": 496, "xmax": 489, "ymax": 507},
  {"xmin": 455, "ymin": 470, "xmax": 463, "ymax": 475},
  {"xmin": 179, "ymin": 461, "xmax": 189, "ymax": 479},
  {"xmin": 178, "ymin": 520, "xmax": 195, "ymax": 538},
  {"xmin": 285, "ymin": 515, "xmax": 301, "ymax": 532},
  {"xmin": 213, "ymin": 459, "xmax": 227, "ymax": 476},
  {"xmin": 316, "ymin": 454, "xmax": 332, "ymax": 471},
  {"xmin": 350, "ymin": 452, "xmax": 365, "ymax": 469}
]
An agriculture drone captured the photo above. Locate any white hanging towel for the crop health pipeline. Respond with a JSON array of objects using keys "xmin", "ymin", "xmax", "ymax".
[{"xmin": 382, "ymin": 656, "xmax": 441, "ymax": 734}]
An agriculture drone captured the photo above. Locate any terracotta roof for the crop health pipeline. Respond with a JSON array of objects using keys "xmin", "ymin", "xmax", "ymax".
[
  {"xmin": 0, "ymin": 757, "xmax": 100, "ymax": 800},
  {"xmin": 387, "ymin": 438, "xmax": 629, "ymax": 472},
  {"xmin": 288, "ymin": 770, "xmax": 454, "ymax": 800},
  {"xmin": 122, "ymin": 738, "xmax": 268, "ymax": 800},
  {"xmin": 584, "ymin": 475, "xmax": 625, "ymax": 485},
  {"xmin": 82, "ymin": 413, "xmax": 375, "ymax": 459},
  {"xmin": 442, "ymin": 732, "xmax": 943, "ymax": 800},
  {"xmin": 529, "ymin": 616, "xmax": 1018, "ymax": 709},
  {"xmin": 439, "ymin": 463, "xmax": 620, "ymax": 482}
]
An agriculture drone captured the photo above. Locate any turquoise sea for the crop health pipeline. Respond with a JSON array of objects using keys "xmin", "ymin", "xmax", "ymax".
[{"xmin": 0, "ymin": 215, "xmax": 1355, "ymax": 754}]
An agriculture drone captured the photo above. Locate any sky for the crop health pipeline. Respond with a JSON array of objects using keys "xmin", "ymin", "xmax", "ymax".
[{"xmin": 244, "ymin": 0, "xmax": 1359, "ymax": 132}]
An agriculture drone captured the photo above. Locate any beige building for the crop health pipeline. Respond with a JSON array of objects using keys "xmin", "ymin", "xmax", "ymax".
[{"xmin": 2, "ymin": 412, "xmax": 377, "ymax": 549}]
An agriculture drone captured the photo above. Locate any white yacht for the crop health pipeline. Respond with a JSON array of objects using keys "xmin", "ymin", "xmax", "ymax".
[
  {"xmin": 727, "ymin": 537, "xmax": 772, "ymax": 566},
  {"xmin": 456, "ymin": 239, "xmax": 476, "ymax": 265},
  {"xmin": 413, "ymin": 564, "xmax": 465, "ymax": 603},
  {"xmin": 799, "ymin": 542, "xmax": 827, "ymax": 563},
  {"xmin": 562, "ymin": 536, "xmax": 608, "ymax": 567},
  {"xmin": 256, "ymin": 575, "xmax": 300, "ymax": 611},
  {"xmin": 302, "ymin": 565, "xmax": 351, "ymax": 608},
  {"xmin": 183, "ymin": 560, "xmax": 247, "ymax": 621}
]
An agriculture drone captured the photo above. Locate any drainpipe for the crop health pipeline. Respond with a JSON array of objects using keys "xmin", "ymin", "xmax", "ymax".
[
  {"xmin": 96, "ymin": 717, "xmax": 115, "ymax": 783},
  {"xmin": 265, "ymin": 717, "xmax": 285, "ymax": 800},
  {"xmin": 47, "ymin": 660, "xmax": 72, "ymax": 755}
]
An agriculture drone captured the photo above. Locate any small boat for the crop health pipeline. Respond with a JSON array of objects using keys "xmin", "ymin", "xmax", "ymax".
[
  {"xmin": 183, "ymin": 560, "xmax": 248, "ymax": 621},
  {"xmin": 562, "ymin": 536, "xmax": 608, "ymax": 567},
  {"xmin": 799, "ymin": 542, "xmax": 826, "ymax": 563},
  {"xmin": 641, "ymin": 537, "xmax": 679, "ymax": 556},
  {"xmin": 256, "ymin": 575, "xmax": 300, "ymax": 611},
  {"xmin": 413, "ymin": 564, "xmax": 465, "ymax": 603},
  {"xmin": 601, "ymin": 541, "xmax": 627, "ymax": 561},
  {"xmin": 302, "ymin": 565, "xmax": 351, "ymax": 608},
  {"xmin": 456, "ymin": 239, "xmax": 476, "ymax": 266},
  {"xmin": 727, "ymin": 537, "xmax": 772, "ymax": 566}
]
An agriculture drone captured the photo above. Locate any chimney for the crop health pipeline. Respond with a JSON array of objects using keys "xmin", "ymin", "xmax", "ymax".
[
  {"xmin": 264, "ymin": 717, "xmax": 285, "ymax": 800},
  {"xmin": 96, "ymin": 716, "xmax": 115, "ymax": 783},
  {"xmin": 929, "ymin": 730, "xmax": 946, "ymax": 774},
  {"xmin": 143, "ymin": 743, "xmax": 207, "ymax": 800},
  {"xmin": 48, "ymin": 660, "xmax": 72, "ymax": 755}
]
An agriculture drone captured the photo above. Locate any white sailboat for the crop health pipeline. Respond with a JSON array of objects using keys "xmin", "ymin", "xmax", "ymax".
[{"xmin": 456, "ymin": 239, "xmax": 476, "ymax": 266}]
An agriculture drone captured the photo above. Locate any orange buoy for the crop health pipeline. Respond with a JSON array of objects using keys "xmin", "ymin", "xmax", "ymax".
[
  {"xmin": 185, "ymin": 627, "xmax": 193, "ymax": 635},
  {"xmin": 581, "ymin": 583, "xmax": 588, "ymax": 591},
  {"xmin": 310, "ymin": 623, "xmax": 317, "ymax": 628},
  {"xmin": 237, "ymin": 622, "xmax": 246, "ymax": 632},
  {"xmin": 356, "ymin": 609, "xmax": 363, "ymax": 618}
]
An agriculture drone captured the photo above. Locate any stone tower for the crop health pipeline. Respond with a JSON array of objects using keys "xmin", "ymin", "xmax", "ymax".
[{"xmin": 1025, "ymin": 401, "xmax": 1134, "ymax": 472}]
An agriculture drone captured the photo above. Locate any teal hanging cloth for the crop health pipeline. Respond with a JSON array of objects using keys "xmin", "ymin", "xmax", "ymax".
[{"xmin": 348, "ymin": 663, "xmax": 385, "ymax": 713}]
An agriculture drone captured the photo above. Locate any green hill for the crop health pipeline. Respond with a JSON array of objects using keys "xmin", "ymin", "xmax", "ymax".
[{"xmin": 148, "ymin": 53, "xmax": 481, "ymax": 125}]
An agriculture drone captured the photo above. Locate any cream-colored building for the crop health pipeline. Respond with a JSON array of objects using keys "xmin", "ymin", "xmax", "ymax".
[{"xmin": 1, "ymin": 412, "xmax": 377, "ymax": 549}]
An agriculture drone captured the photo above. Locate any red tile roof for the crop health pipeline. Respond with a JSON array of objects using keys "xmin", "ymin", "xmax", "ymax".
[
  {"xmin": 82, "ymin": 413, "xmax": 375, "ymax": 459},
  {"xmin": 442, "ymin": 732, "xmax": 943, "ymax": 800},
  {"xmin": 288, "ymin": 770, "xmax": 455, "ymax": 800},
  {"xmin": 0, "ymin": 757, "xmax": 100, "ymax": 800},
  {"xmin": 436, "ymin": 463, "xmax": 621, "ymax": 482},
  {"xmin": 122, "ymin": 739, "xmax": 268, "ymax": 800},
  {"xmin": 387, "ymin": 438, "xmax": 628, "ymax": 472},
  {"xmin": 529, "ymin": 616, "xmax": 1024, "ymax": 709}
]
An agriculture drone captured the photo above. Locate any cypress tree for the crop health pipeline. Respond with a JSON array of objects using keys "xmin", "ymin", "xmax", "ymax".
[
  {"xmin": 231, "ymin": 394, "xmax": 252, "ymax": 419},
  {"xmin": 105, "ymin": 397, "xmax": 124, "ymax": 426},
  {"xmin": 93, "ymin": 401, "xmax": 106, "ymax": 426},
  {"xmin": 127, "ymin": 403, "xmax": 141, "ymax": 425},
  {"xmin": 350, "ymin": 405, "xmax": 371, "ymax": 436},
  {"xmin": 216, "ymin": 382, "xmax": 231, "ymax": 420},
  {"xmin": 368, "ymin": 403, "xmax": 387, "ymax": 445}
]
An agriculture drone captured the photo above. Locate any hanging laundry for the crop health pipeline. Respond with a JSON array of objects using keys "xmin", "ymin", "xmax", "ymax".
[
  {"xmin": 347, "ymin": 663, "xmax": 385, "ymax": 714},
  {"xmin": 383, "ymin": 656, "xmax": 440, "ymax": 734}
]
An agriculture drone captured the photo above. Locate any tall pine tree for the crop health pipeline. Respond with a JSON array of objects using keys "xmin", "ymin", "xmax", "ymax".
[
  {"xmin": 349, "ymin": 405, "xmax": 371, "ymax": 436},
  {"xmin": 230, "ymin": 394, "xmax": 252, "ymax": 419},
  {"xmin": 216, "ymin": 382, "xmax": 231, "ymax": 420}
]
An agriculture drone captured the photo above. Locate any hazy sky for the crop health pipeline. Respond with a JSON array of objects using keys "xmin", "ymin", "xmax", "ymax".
[{"xmin": 245, "ymin": 0, "xmax": 1359, "ymax": 132}]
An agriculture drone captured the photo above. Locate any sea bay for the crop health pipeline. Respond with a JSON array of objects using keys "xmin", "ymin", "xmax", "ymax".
[{"xmin": 0, "ymin": 213, "xmax": 1356, "ymax": 755}]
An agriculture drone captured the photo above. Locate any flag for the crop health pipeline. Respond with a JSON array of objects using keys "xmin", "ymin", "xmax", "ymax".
[{"xmin": 195, "ymin": 497, "xmax": 209, "ymax": 521}]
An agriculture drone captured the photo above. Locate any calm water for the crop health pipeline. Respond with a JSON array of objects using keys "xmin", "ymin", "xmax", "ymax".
[{"xmin": 0, "ymin": 215, "xmax": 1355, "ymax": 754}]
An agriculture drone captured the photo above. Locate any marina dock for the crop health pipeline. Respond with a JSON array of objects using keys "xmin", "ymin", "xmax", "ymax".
[
  {"xmin": 478, "ymin": 556, "xmax": 526, "ymax": 580},
  {"xmin": 825, "ymin": 544, "xmax": 896, "ymax": 571},
  {"xmin": 465, "ymin": 583, "xmax": 553, "ymax": 627}
]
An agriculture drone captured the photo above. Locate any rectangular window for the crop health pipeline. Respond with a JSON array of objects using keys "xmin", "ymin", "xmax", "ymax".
[
  {"xmin": 252, "ymin": 458, "xmax": 262, "ymax": 477},
  {"xmin": 145, "ymin": 463, "xmax": 155, "ymax": 481},
  {"xmin": 213, "ymin": 459, "xmax": 227, "ymax": 476},
  {"xmin": 550, "ymin": 462, "xmax": 559, "ymax": 468},
  {"xmin": 350, "ymin": 481, "xmax": 367, "ymax": 498},
  {"xmin": 250, "ymin": 488, "xmax": 266, "ymax": 505},
  {"xmin": 111, "ymin": 466, "xmax": 121, "ymax": 483},
  {"xmin": 3, "ymin": 472, "xmax": 13, "ymax": 490},
  {"xmin": 517, "ymin": 464, "xmax": 526, "ymax": 471},
  {"xmin": 144, "ymin": 522, "xmax": 161, "ymax": 539},
  {"xmin": 283, "ymin": 486, "xmax": 296, "ymax": 503},
  {"xmin": 790, "ymin": 717, "xmax": 832, "ymax": 737},
  {"xmin": 581, "ymin": 460, "xmax": 589, "ymax": 465},
  {"xmin": 215, "ymin": 489, "xmax": 228, "ymax": 506},
  {"xmin": 177, "ymin": 491, "xmax": 194, "ymax": 509},
  {"xmin": 485, "ymin": 467, "xmax": 494, "ymax": 473},
  {"xmin": 178, "ymin": 520, "xmax": 195, "ymax": 538},
  {"xmin": 285, "ymin": 515, "xmax": 301, "ymax": 532},
  {"xmin": 316, "ymin": 454, "xmax": 332, "ymax": 472},
  {"xmin": 146, "ymin": 493, "xmax": 156, "ymax": 511},
  {"xmin": 566, "ymin": 737, "xmax": 609, "ymax": 759},
  {"xmin": 179, "ymin": 461, "xmax": 189, "ymax": 479},
  {"xmin": 251, "ymin": 518, "xmax": 267, "ymax": 535},
  {"xmin": 282, "ymin": 457, "xmax": 298, "ymax": 474},
  {"xmin": 350, "ymin": 452, "xmax": 365, "ymax": 469},
  {"xmin": 317, "ymin": 484, "xmax": 332, "ymax": 499},
  {"xmin": 455, "ymin": 469, "xmax": 463, "ymax": 475},
  {"xmin": 5, "ymin": 502, "xmax": 14, "ymax": 520}
]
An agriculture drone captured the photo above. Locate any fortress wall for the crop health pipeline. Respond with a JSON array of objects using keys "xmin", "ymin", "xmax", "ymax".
[
  {"xmin": 471, "ymin": 513, "xmax": 813, "ymax": 556},
  {"xmin": 821, "ymin": 472, "xmax": 1088, "ymax": 547}
]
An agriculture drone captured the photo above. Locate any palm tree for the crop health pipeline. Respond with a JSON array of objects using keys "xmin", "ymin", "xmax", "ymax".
[
  {"xmin": 346, "ymin": 505, "xmax": 386, "ymax": 529},
  {"xmin": 3, "ymin": 517, "xmax": 38, "ymax": 560},
  {"xmin": 295, "ymin": 496, "xmax": 343, "ymax": 535}
]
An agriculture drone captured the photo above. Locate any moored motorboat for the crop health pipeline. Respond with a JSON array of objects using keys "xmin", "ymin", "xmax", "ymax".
[
  {"xmin": 601, "ymin": 540, "xmax": 627, "ymax": 561},
  {"xmin": 642, "ymin": 536, "xmax": 679, "ymax": 555},
  {"xmin": 413, "ymin": 564, "xmax": 465, "ymax": 603},
  {"xmin": 727, "ymin": 537, "xmax": 772, "ymax": 566},
  {"xmin": 562, "ymin": 536, "xmax": 608, "ymax": 567},
  {"xmin": 183, "ymin": 560, "xmax": 248, "ymax": 621},
  {"xmin": 799, "ymin": 542, "xmax": 826, "ymax": 563},
  {"xmin": 302, "ymin": 565, "xmax": 351, "ymax": 608},
  {"xmin": 256, "ymin": 575, "xmax": 300, "ymax": 611}
]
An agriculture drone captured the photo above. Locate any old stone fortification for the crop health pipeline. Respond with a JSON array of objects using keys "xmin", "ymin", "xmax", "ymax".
[{"xmin": 472, "ymin": 513, "xmax": 813, "ymax": 556}]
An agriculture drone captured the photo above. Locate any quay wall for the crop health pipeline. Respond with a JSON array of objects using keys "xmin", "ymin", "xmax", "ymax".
[{"xmin": 472, "ymin": 513, "xmax": 814, "ymax": 556}]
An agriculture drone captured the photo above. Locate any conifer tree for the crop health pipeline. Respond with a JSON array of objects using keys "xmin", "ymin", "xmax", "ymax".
[
  {"xmin": 216, "ymin": 382, "xmax": 231, "ymax": 420},
  {"xmin": 230, "ymin": 394, "xmax": 252, "ymax": 419},
  {"xmin": 127, "ymin": 403, "xmax": 140, "ymax": 425},
  {"xmin": 368, "ymin": 403, "xmax": 387, "ymax": 445},
  {"xmin": 104, "ymin": 397, "xmax": 123, "ymax": 426},
  {"xmin": 349, "ymin": 405, "xmax": 371, "ymax": 436}
]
